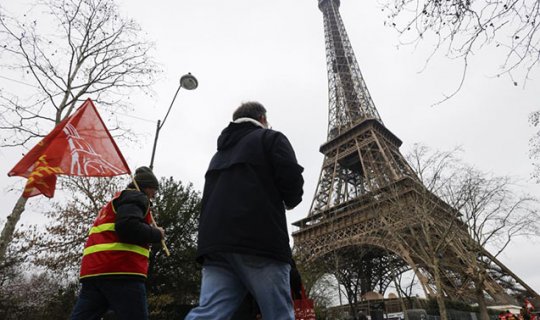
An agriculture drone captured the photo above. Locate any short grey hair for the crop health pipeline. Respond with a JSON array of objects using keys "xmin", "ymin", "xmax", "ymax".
[{"xmin": 232, "ymin": 101, "xmax": 267, "ymax": 121}]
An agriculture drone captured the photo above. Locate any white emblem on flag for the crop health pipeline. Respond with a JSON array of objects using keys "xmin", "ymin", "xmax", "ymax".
[{"xmin": 63, "ymin": 124, "xmax": 123, "ymax": 175}]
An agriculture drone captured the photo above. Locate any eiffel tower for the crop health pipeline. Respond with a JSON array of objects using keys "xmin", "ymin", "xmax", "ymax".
[{"xmin": 292, "ymin": 0, "xmax": 539, "ymax": 304}]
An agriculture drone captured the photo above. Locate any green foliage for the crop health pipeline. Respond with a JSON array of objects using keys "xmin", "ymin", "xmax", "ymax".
[{"xmin": 146, "ymin": 177, "xmax": 202, "ymax": 317}]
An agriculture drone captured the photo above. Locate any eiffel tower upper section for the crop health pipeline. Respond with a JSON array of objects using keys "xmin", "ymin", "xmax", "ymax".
[
  {"xmin": 305, "ymin": 0, "xmax": 417, "ymax": 217},
  {"xmin": 319, "ymin": 0, "xmax": 382, "ymax": 139}
]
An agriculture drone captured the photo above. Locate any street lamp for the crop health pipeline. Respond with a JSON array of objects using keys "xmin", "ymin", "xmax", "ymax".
[{"xmin": 149, "ymin": 73, "xmax": 198, "ymax": 170}]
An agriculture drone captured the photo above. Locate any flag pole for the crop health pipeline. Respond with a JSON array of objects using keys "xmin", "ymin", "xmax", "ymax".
[{"xmin": 131, "ymin": 175, "xmax": 171, "ymax": 257}]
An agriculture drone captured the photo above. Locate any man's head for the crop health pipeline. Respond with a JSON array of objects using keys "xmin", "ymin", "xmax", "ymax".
[
  {"xmin": 233, "ymin": 101, "xmax": 268, "ymax": 128},
  {"xmin": 134, "ymin": 166, "xmax": 159, "ymax": 198}
]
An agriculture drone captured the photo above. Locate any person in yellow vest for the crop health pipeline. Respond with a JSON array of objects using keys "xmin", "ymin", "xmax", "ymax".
[{"xmin": 70, "ymin": 166, "xmax": 165, "ymax": 320}]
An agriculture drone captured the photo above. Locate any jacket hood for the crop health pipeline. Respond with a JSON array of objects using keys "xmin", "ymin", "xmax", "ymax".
[{"xmin": 217, "ymin": 121, "xmax": 262, "ymax": 151}]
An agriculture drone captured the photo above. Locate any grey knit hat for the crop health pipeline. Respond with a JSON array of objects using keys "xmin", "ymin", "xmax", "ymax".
[{"xmin": 134, "ymin": 166, "xmax": 159, "ymax": 190}]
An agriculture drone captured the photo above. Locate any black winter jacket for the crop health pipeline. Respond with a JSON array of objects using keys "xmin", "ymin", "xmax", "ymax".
[
  {"xmin": 196, "ymin": 121, "xmax": 304, "ymax": 264},
  {"xmin": 114, "ymin": 189, "xmax": 162, "ymax": 245}
]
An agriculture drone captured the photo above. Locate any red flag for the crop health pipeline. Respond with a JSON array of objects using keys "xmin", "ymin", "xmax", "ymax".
[{"xmin": 8, "ymin": 98, "xmax": 131, "ymax": 198}]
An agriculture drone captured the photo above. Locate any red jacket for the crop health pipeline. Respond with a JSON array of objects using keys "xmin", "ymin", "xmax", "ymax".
[{"xmin": 80, "ymin": 190, "xmax": 155, "ymax": 280}]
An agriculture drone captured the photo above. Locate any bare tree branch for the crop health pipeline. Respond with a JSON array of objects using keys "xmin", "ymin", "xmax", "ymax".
[
  {"xmin": 0, "ymin": 0, "xmax": 160, "ymax": 148},
  {"xmin": 383, "ymin": 0, "xmax": 540, "ymax": 82}
]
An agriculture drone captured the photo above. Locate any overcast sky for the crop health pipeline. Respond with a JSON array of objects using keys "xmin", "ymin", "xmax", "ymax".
[{"xmin": 1, "ymin": 0, "xmax": 539, "ymax": 296}]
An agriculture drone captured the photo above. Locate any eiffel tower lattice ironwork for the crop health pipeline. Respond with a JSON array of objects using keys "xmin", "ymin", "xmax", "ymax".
[{"xmin": 292, "ymin": 0, "xmax": 539, "ymax": 304}]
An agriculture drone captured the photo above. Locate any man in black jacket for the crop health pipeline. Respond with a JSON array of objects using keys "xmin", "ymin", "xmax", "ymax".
[{"xmin": 186, "ymin": 101, "xmax": 304, "ymax": 320}]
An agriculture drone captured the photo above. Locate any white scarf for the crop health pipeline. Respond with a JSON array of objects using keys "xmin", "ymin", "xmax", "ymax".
[{"xmin": 233, "ymin": 117, "xmax": 267, "ymax": 129}]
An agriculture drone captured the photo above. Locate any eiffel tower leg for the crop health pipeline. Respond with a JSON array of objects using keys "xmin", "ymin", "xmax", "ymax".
[
  {"xmin": 432, "ymin": 256, "xmax": 449, "ymax": 320},
  {"xmin": 482, "ymin": 248, "xmax": 540, "ymax": 300},
  {"xmin": 395, "ymin": 242, "xmax": 433, "ymax": 298}
]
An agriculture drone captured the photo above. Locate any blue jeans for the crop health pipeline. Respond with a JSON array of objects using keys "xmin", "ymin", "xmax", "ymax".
[
  {"xmin": 185, "ymin": 252, "xmax": 293, "ymax": 320},
  {"xmin": 70, "ymin": 279, "xmax": 148, "ymax": 320}
]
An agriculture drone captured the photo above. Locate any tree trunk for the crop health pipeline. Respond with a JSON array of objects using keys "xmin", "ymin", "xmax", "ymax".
[
  {"xmin": 0, "ymin": 195, "xmax": 28, "ymax": 263},
  {"xmin": 476, "ymin": 287, "xmax": 490, "ymax": 320},
  {"xmin": 468, "ymin": 250, "xmax": 490, "ymax": 320},
  {"xmin": 348, "ymin": 295, "xmax": 359, "ymax": 320},
  {"xmin": 432, "ymin": 257, "xmax": 448, "ymax": 320},
  {"xmin": 475, "ymin": 273, "xmax": 490, "ymax": 320},
  {"xmin": 394, "ymin": 277, "xmax": 410, "ymax": 320}
]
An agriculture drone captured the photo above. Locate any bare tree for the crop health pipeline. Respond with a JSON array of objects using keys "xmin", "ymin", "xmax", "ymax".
[
  {"xmin": 405, "ymin": 144, "xmax": 540, "ymax": 318},
  {"xmin": 0, "ymin": 0, "xmax": 159, "ymax": 146},
  {"xmin": 294, "ymin": 257, "xmax": 335, "ymax": 309},
  {"xmin": 393, "ymin": 271, "xmax": 418, "ymax": 308},
  {"xmin": 0, "ymin": 0, "xmax": 159, "ymax": 263},
  {"xmin": 381, "ymin": 0, "xmax": 540, "ymax": 183},
  {"xmin": 382, "ymin": 182, "xmax": 456, "ymax": 320},
  {"xmin": 332, "ymin": 250, "xmax": 363, "ymax": 320},
  {"xmin": 528, "ymin": 113, "xmax": 540, "ymax": 181},
  {"xmin": 0, "ymin": 268, "xmax": 78, "ymax": 319},
  {"xmin": 393, "ymin": 270, "xmax": 417, "ymax": 320},
  {"xmin": 310, "ymin": 274, "xmax": 337, "ymax": 311},
  {"xmin": 383, "ymin": 0, "xmax": 540, "ymax": 92},
  {"xmin": 407, "ymin": 144, "xmax": 539, "ymax": 261},
  {"xmin": 293, "ymin": 252, "xmax": 336, "ymax": 317}
]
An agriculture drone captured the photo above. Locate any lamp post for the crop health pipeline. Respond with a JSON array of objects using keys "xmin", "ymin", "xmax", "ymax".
[{"xmin": 149, "ymin": 73, "xmax": 198, "ymax": 170}]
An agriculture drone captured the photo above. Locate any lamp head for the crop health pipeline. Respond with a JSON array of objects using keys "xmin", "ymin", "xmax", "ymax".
[{"xmin": 180, "ymin": 73, "xmax": 198, "ymax": 90}]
